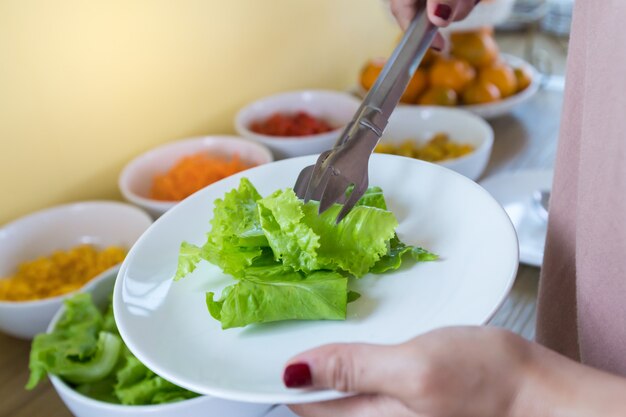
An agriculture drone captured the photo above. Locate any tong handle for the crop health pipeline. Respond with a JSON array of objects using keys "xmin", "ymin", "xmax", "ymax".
[{"xmin": 338, "ymin": 2, "xmax": 437, "ymax": 147}]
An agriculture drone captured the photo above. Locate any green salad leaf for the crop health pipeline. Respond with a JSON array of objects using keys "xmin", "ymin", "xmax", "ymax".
[
  {"xmin": 301, "ymin": 202, "xmax": 397, "ymax": 277},
  {"xmin": 114, "ymin": 352, "xmax": 197, "ymax": 405},
  {"xmin": 174, "ymin": 242, "xmax": 204, "ymax": 281},
  {"xmin": 207, "ymin": 270, "xmax": 347, "ymax": 329},
  {"xmin": 371, "ymin": 235, "xmax": 439, "ymax": 274},
  {"xmin": 201, "ymin": 177, "xmax": 266, "ymax": 277},
  {"xmin": 354, "ymin": 186, "xmax": 387, "ymax": 210},
  {"xmin": 258, "ymin": 189, "xmax": 321, "ymax": 273},
  {"xmin": 27, "ymin": 293, "xmax": 119, "ymax": 389},
  {"xmin": 27, "ymin": 293, "xmax": 198, "ymax": 405},
  {"xmin": 176, "ymin": 178, "xmax": 437, "ymax": 329}
]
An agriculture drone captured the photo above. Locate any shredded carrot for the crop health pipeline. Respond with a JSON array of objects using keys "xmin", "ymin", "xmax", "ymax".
[
  {"xmin": 150, "ymin": 153, "xmax": 254, "ymax": 201},
  {"xmin": 0, "ymin": 245, "xmax": 126, "ymax": 302}
]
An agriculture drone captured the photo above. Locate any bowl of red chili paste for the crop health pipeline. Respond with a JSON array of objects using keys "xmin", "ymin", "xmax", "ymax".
[{"xmin": 235, "ymin": 90, "xmax": 360, "ymax": 159}]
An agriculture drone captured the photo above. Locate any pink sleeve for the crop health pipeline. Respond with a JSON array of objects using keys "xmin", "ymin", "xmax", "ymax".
[{"xmin": 536, "ymin": 0, "xmax": 626, "ymax": 375}]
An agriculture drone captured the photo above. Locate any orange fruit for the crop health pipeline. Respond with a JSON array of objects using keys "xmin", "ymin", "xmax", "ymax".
[
  {"xmin": 400, "ymin": 68, "xmax": 429, "ymax": 103},
  {"xmin": 360, "ymin": 59, "xmax": 427, "ymax": 103},
  {"xmin": 450, "ymin": 30, "xmax": 499, "ymax": 68},
  {"xmin": 428, "ymin": 57, "xmax": 476, "ymax": 94},
  {"xmin": 417, "ymin": 86, "xmax": 458, "ymax": 106},
  {"xmin": 514, "ymin": 66, "xmax": 533, "ymax": 92},
  {"xmin": 359, "ymin": 58, "xmax": 385, "ymax": 91},
  {"xmin": 462, "ymin": 80, "xmax": 501, "ymax": 105},
  {"xmin": 420, "ymin": 49, "xmax": 440, "ymax": 68},
  {"xmin": 479, "ymin": 62, "xmax": 518, "ymax": 98}
]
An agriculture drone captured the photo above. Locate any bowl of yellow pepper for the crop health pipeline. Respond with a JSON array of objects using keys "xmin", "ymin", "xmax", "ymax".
[
  {"xmin": 376, "ymin": 106, "xmax": 494, "ymax": 181},
  {"xmin": 0, "ymin": 201, "xmax": 152, "ymax": 339}
]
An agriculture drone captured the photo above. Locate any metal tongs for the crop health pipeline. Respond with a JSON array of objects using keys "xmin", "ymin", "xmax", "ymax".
[{"xmin": 294, "ymin": 3, "xmax": 437, "ymax": 223}]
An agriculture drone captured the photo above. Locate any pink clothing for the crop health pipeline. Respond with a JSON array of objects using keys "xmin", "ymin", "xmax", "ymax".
[{"xmin": 536, "ymin": 0, "xmax": 626, "ymax": 374}]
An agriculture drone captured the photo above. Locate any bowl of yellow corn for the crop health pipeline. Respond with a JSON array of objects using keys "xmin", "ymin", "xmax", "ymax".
[
  {"xmin": 376, "ymin": 106, "xmax": 494, "ymax": 181},
  {"xmin": 0, "ymin": 201, "xmax": 152, "ymax": 339}
]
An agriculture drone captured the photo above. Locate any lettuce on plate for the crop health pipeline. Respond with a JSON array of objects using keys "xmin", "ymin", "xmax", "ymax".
[
  {"xmin": 27, "ymin": 293, "xmax": 198, "ymax": 405},
  {"xmin": 175, "ymin": 178, "xmax": 437, "ymax": 329}
]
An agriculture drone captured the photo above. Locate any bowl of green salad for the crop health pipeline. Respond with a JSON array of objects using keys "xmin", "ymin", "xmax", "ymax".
[{"xmin": 26, "ymin": 267, "xmax": 271, "ymax": 417}]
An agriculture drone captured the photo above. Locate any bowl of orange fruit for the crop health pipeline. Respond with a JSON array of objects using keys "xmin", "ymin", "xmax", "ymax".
[{"xmin": 358, "ymin": 27, "xmax": 539, "ymax": 119}]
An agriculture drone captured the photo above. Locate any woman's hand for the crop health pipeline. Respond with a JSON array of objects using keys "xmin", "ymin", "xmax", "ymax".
[
  {"xmin": 284, "ymin": 327, "xmax": 529, "ymax": 417},
  {"xmin": 391, "ymin": 0, "xmax": 480, "ymax": 50},
  {"xmin": 283, "ymin": 326, "xmax": 626, "ymax": 417},
  {"xmin": 392, "ymin": 0, "xmax": 478, "ymax": 29}
]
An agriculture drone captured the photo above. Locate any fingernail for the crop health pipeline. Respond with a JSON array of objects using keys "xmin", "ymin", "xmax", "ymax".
[
  {"xmin": 434, "ymin": 4, "xmax": 452, "ymax": 20},
  {"xmin": 283, "ymin": 363, "xmax": 312, "ymax": 388}
]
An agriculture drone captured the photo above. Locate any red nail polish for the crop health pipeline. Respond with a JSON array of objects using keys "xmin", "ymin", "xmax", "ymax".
[
  {"xmin": 434, "ymin": 4, "xmax": 452, "ymax": 20},
  {"xmin": 283, "ymin": 363, "xmax": 312, "ymax": 388}
]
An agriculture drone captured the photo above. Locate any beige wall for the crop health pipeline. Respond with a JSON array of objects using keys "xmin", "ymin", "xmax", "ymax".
[{"xmin": 0, "ymin": 0, "xmax": 398, "ymax": 224}]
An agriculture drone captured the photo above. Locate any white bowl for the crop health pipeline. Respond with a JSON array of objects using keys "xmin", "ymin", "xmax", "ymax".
[
  {"xmin": 0, "ymin": 202, "xmax": 152, "ymax": 339},
  {"xmin": 382, "ymin": 106, "xmax": 494, "ymax": 181},
  {"xmin": 234, "ymin": 90, "xmax": 361, "ymax": 159},
  {"xmin": 119, "ymin": 136, "xmax": 273, "ymax": 219},
  {"xmin": 47, "ymin": 268, "xmax": 272, "ymax": 417}
]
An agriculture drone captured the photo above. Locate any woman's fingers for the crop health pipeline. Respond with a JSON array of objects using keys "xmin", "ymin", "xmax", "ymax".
[
  {"xmin": 427, "ymin": 0, "xmax": 477, "ymax": 27},
  {"xmin": 390, "ymin": 0, "xmax": 419, "ymax": 31},
  {"xmin": 390, "ymin": 0, "xmax": 478, "ymax": 29},
  {"xmin": 289, "ymin": 394, "xmax": 417, "ymax": 417},
  {"xmin": 283, "ymin": 343, "xmax": 411, "ymax": 397},
  {"xmin": 431, "ymin": 32, "xmax": 446, "ymax": 51}
]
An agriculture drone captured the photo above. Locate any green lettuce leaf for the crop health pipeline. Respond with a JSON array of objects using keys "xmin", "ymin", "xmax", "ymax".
[
  {"xmin": 202, "ymin": 178, "xmax": 266, "ymax": 276},
  {"xmin": 371, "ymin": 235, "xmax": 439, "ymax": 274},
  {"xmin": 174, "ymin": 242, "xmax": 203, "ymax": 281},
  {"xmin": 27, "ymin": 292, "xmax": 198, "ymax": 405},
  {"xmin": 26, "ymin": 293, "xmax": 117, "ymax": 389},
  {"xmin": 74, "ymin": 375, "xmax": 119, "ymax": 404},
  {"xmin": 174, "ymin": 179, "xmax": 437, "ymax": 329},
  {"xmin": 175, "ymin": 178, "xmax": 266, "ymax": 280},
  {"xmin": 102, "ymin": 302, "xmax": 118, "ymax": 334},
  {"xmin": 56, "ymin": 332, "xmax": 123, "ymax": 384},
  {"xmin": 301, "ymin": 202, "xmax": 398, "ymax": 277},
  {"xmin": 257, "ymin": 188, "xmax": 320, "ymax": 273},
  {"xmin": 347, "ymin": 290, "xmax": 361, "ymax": 303},
  {"xmin": 114, "ymin": 352, "xmax": 198, "ymax": 405},
  {"xmin": 206, "ymin": 270, "xmax": 348, "ymax": 329},
  {"xmin": 355, "ymin": 186, "xmax": 387, "ymax": 210}
]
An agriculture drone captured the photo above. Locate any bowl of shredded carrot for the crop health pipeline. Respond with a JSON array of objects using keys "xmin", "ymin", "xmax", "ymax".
[
  {"xmin": 0, "ymin": 201, "xmax": 152, "ymax": 339},
  {"xmin": 119, "ymin": 135, "xmax": 273, "ymax": 218}
]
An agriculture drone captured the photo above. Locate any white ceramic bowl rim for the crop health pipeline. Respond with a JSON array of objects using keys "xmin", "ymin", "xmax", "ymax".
[
  {"xmin": 235, "ymin": 89, "xmax": 360, "ymax": 143},
  {"xmin": 0, "ymin": 201, "xmax": 151, "ymax": 308},
  {"xmin": 118, "ymin": 135, "xmax": 273, "ymax": 209}
]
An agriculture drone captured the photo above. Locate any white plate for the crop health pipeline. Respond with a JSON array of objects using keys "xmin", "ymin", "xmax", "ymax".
[
  {"xmin": 113, "ymin": 154, "xmax": 519, "ymax": 404},
  {"xmin": 356, "ymin": 54, "xmax": 541, "ymax": 120},
  {"xmin": 480, "ymin": 170, "xmax": 553, "ymax": 267}
]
